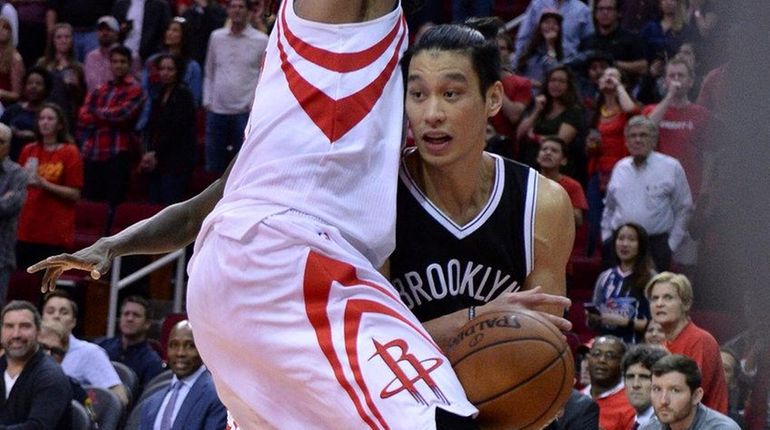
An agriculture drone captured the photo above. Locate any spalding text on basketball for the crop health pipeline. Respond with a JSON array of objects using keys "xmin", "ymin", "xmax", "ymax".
[{"xmin": 446, "ymin": 314, "xmax": 522, "ymax": 350}]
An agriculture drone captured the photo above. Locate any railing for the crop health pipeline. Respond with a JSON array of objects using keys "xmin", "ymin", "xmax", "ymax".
[{"xmin": 106, "ymin": 250, "xmax": 187, "ymax": 337}]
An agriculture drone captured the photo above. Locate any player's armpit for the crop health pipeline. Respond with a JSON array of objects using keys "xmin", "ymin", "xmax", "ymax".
[{"xmin": 524, "ymin": 175, "xmax": 575, "ymax": 316}]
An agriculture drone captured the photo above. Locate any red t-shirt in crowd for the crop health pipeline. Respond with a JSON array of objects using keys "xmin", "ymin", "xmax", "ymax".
[
  {"xmin": 642, "ymin": 103, "xmax": 711, "ymax": 197},
  {"xmin": 558, "ymin": 175, "xmax": 588, "ymax": 210},
  {"xmin": 582, "ymin": 383, "xmax": 636, "ymax": 430},
  {"xmin": 665, "ymin": 320, "xmax": 729, "ymax": 414},
  {"xmin": 589, "ymin": 110, "xmax": 637, "ymax": 177},
  {"xmin": 490, "ymin": 73, "xmax": 532, "ymax": 140},
  {"xmin": 17, "ymin": 142, "xmax": 84, "ymax": 248}
]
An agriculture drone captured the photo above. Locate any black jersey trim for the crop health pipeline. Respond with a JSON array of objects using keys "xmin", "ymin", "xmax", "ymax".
[{"xmin": 399, "ymin": 149, "xmax": 506, "ymax": 240}]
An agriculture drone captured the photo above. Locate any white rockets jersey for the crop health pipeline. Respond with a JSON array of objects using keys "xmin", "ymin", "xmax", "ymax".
[{"xmin": 198, "ymin": 1, "xmax": 407, "ymax": 267}]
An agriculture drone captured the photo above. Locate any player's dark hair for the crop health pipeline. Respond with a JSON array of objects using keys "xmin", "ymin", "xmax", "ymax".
[
  {"xmin": 621, "ymin": 343, "xmax": 668, "ymax": 373},
  {"xmin": 401, "ymin": 24, "xmax": 501, "ymax": 99},
  {"xmin": 463, "ymin": 16, "xmax": 505, "ymax": 41},
  {"xmin": 652, "ymin": 354, "xmax": 702, "ymax": 392}
]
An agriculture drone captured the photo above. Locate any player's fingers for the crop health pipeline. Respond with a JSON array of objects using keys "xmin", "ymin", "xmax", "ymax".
[
  {"xmin": 28, "ymin": 253, "xmax": 83, "ymax": 273},
  {"xmin": 541, "ymin": 313, "xmax": 573, "ymax": 333},
  {"xmin": 509, "ymin": 292, "xmax": 571, "ymax": 308},
  {"xmin": 40, "ymin": 267, "xmax": 63, "ymax": 293}
]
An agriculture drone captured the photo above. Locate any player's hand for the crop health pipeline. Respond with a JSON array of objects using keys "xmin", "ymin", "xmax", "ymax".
[
  {"xmin": 478, "ymin": 286, "xmax": 572, "ymax": 333},
  {"xmin": 27, "ymin": 239, "xmax": 113, "ymax": 293}
]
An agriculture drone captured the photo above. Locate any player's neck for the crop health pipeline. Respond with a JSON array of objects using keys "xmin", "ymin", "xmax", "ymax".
[{"xmin": 409, "ymin": 152, "xmax": 495, "ymax": 226}]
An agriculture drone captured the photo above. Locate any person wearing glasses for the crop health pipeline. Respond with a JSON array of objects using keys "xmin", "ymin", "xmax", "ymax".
[
  {"xmin": 582, "ymin": 335, "xmax": 637, "ymax": 430},
  {"xmin": 38, "ymin": 319, "xmax": 89, "ymax": 407}
]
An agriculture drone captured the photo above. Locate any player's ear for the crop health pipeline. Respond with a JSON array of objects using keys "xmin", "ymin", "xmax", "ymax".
[{"xmin": 485, "ymin": 81, "xmax": 503, "ymax": 118}]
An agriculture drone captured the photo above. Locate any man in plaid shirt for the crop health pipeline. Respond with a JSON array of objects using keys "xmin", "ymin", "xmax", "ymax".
[{"xmin": 78, "ymin": 45, "xmax": 145, "ymax": 206}]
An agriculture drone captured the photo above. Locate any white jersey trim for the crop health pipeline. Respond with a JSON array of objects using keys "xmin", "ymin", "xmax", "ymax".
[
  {"xmin": 523, "ymin": 169, "xmax": 538, "ymax": 277},
  {"xmin": 399, "ymin": 149, "xmax": 505, "ymax": 240}
]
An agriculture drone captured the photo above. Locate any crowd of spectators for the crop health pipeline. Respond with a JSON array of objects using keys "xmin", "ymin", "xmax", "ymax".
[{"xmin": 0, "ymin": 0, "xmax": 765, "ymax": 429}]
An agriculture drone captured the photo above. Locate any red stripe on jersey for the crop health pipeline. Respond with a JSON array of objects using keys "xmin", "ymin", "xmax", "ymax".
[
  {"xmin": 304, "ymin": 251, "xmax": 385, "ymax": 430},
  {"xmin": 303, "ymin": 251, "xmax": 445, "ymax": 430},
  {"xmin": 276, "ymin": 8, "xmax": 407, "ymax": 142},
  {"xmin": 279, "ymin": 0, "xmax": 402, "ymax": 73}
]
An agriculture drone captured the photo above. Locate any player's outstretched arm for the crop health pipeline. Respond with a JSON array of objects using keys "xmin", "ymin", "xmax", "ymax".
[
  {"xmin": 28, "ymin": 158, "xmax": 236, "ymax": 292},
  {"xmin": 523, "ymin": 175, "xmax": 575, "ymax": 316}
]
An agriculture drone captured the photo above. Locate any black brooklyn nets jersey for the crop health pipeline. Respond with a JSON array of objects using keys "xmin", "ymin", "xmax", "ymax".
[{"xmin": 389, "ymin": 150, "xmax": 538, "ymax": 322}]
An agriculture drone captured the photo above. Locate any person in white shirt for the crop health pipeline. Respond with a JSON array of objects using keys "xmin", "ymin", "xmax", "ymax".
[
  {"xmin": 601, "ymin": 115, "xmax": 693, "ymax": 271},
  {"xmin": 40, "ymin": 290, "xmax": 129, "ymax": 406},
  {"xmin": 202, "ymin": 0, "xmax": 268, "ymax": 173}
]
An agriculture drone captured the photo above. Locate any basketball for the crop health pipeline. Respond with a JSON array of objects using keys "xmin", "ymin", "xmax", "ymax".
[{"xmin": 446, "ymin": 309, "xmax": 574, "ymax": 430}]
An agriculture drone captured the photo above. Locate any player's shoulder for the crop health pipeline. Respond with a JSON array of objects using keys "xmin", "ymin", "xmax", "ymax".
[{"xmin": 535, "ymin": 172, "xmax": 571, "ymax": 210}]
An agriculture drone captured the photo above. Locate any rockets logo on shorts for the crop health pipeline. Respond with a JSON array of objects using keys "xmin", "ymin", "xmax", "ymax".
[
  {"xmin": 304, "ymin": 251, "xmax": 452, "ymax": 429},
  {"xmin": 370, "ymin": 338, "xmax": 448, "ymax": 405}
]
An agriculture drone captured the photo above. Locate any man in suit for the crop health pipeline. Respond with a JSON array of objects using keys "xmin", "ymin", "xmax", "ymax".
[
  {"xmin": 112, "ymin": 0, "xmax": 172, "ymax": 61},
  {"xmin": 545, "ymin": 389, "xmax": 600, "ymax": 429},
  {"xmin": 0, "ymin": 300, "xmax": 72, "ymax": 429},
  {"xmin": 140, "ymin": 320, "xmax": 226, "ymax": 430}
]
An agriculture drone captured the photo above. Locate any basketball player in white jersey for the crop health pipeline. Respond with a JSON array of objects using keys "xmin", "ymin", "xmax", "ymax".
[{"xmin": 28, "ymin": 1, "xmax": 572, "ymax": 428}]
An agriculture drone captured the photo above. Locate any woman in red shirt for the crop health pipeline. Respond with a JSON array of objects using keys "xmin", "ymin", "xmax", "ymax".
[
  {"xmin": 16, "ymin": 102, "xmax": 83, "ymax": 268},
  {"xmin": 585, "ymin": 67, "xmax": 639, "ymax": 256}
]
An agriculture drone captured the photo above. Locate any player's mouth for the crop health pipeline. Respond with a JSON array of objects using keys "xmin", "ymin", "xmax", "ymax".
[{"xmin": 421, "ymin": 132, "xmax": 452, "ymax": 152}]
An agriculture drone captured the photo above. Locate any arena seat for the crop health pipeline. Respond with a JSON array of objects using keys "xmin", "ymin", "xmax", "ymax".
[
  {"xmin": 109, "ymin": 203, "xmax": 165, "ymax": 235},
  {"xmin": 73, "ymin": 200, "xmax": 110, "ymax": 251}
]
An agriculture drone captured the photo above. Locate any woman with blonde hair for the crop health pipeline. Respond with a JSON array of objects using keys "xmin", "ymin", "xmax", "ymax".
[
  {"xmin": 35, "ymin": 23, "xmax": 86, "ymax": 126},
  {"xmin": 645, "ymin": 271, "xmax": 729, "ymax": 414},
  {"xmin": 0, "ymin": 15, "xmax": 24, "ymax": 106}
]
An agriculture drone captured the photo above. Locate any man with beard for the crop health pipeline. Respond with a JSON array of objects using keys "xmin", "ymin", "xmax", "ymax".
[
  {"xmin": 0, "ymin": 300, "xmax": 71, "ymax": 429},
  {"xmin": 139, "ymin": 320, "xmax": 226, "ymax": 430},
  {"xmin": 582, "ymin": 335, "xmax": 636, "ymax": 430},
  {"xmin": 83, "ymin": 15, "xmax": 142, "ymax": 92},
  {"xmin": 642, "ymin": 354, "xmax": 739, "ymax": 430}
]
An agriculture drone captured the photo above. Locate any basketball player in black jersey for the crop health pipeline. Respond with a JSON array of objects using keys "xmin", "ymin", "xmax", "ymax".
[{"xmin": 384, "ymin": 24, "xmax": 575, "ymax": 350}]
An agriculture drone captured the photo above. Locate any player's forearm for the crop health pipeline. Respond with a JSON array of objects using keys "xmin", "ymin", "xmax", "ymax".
[
  {"xmin": 422, "ymin": 309, "xmax": 471, "ymax": 352},
  {"xmin": 101, "ymin": 177, "xmax": 225, "ymax": 257}
]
